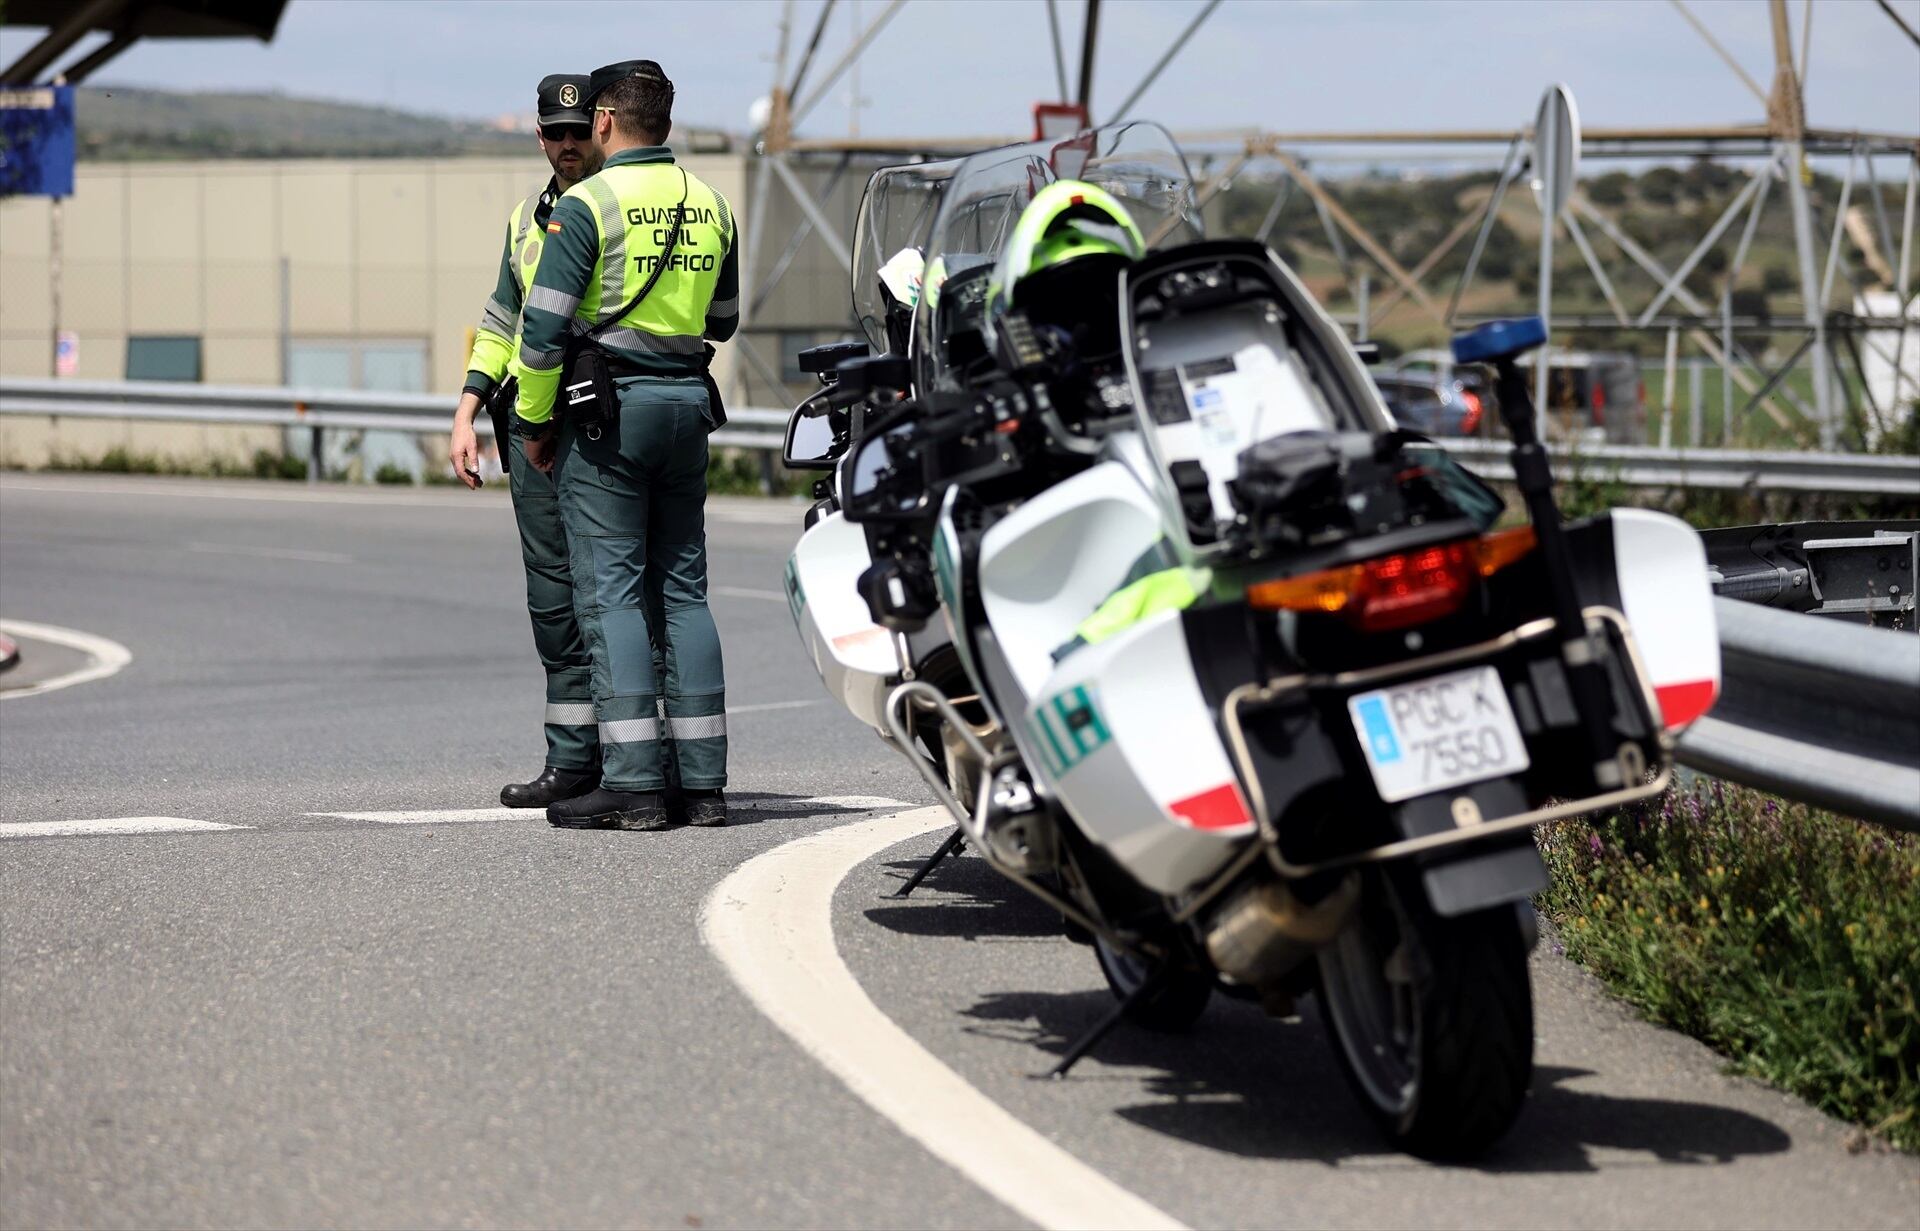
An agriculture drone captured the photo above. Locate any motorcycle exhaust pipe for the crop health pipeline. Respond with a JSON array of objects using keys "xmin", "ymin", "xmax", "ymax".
[{"xmin": 1204, "ymin": 873, "xmax": 1360, "ymax": 992}]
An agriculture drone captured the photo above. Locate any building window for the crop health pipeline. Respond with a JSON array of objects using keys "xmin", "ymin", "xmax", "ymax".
[
  {"xmin": 126, "ymin": 336, "xmax": 202, "ymax": 382},
  {"xmin": 780, "ymin": 330, "xmax": 823, "ymax": 383}
]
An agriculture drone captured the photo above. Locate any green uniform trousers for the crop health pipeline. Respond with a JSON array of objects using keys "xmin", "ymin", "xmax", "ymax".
[
  {"xmin": 506, "ymin": 431, "xmax": 601, "ymax": 772},
  {"xmin": 553, "ymin": 376, "xmax": 727, "ymax": 791}
]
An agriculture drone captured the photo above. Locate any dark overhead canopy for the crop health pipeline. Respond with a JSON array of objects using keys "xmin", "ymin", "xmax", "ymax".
[{"xmin": 2, "ymin": 0, "xmax": 289, "ymax": 86}]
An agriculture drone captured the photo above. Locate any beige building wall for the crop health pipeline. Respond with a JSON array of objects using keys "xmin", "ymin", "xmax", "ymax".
[{"xmin": 0, "ymin": 150, "xmax": 748, "ymax": 395}]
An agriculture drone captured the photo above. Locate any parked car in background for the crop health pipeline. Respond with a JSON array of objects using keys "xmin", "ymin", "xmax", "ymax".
[
  {"xmin": 1374, "ymin": 349, "xmax": 1496, "ymax": 437},
  {"xmin": 1518, "ymin": 349, "xmax": 1647, "ymax": 445},
  {"xmin": 1382, "ymin": 346, "xmax": 1646, "ymax": 444},
  {"xmin": 1371, "ymin": 370, "xmax": 1489, "ymax": 437}
]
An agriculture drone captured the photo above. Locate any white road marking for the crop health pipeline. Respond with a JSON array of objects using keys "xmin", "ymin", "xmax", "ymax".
[
  {"xmin": 0, "ymin": 817, "xmax": 248, "ymax": 839},
  {"xmin": 708, "ymin": 505, "xmax": 804, "ymax": 526},
  {"xmin": 2, "ymin": 475, "xmax": 807, "ymax": 522},
  {"xmin": 0, "ymin": 619, "xmax": 133, "ymax": 700},
  {"xmin": 794, "ymin": 795, "xmax": 913, "ymax": 810},
  {"xmin": 188, "ymin": 541, "xmax": 354, "ymax": 565},
  {"xmin": 0, "ymin": 477, "xmax": 489, "ymax": 509},
  {"xmin": 308, "ymin": 807, "xmax": 524, "ymax": 824},
  {"xmin": 712, "ymin": 585, "xmax": 788, "ymax": 602},
  {"xmin": 728, "ymin": 699, "xmax": 820, "ymax": 715},
  {"xmin": 701, "ymin": 808, "xmax": 1189, "ymax": 1231}
]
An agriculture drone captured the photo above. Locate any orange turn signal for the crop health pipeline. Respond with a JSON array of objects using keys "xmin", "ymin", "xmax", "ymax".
[
  {"xmin": 1472, "ymin": 525, "xmax": 1537, "ymax": 576},
  {"xmin": 1246, "ymin": 526, "xmax": 1538, "ymax": 630}
]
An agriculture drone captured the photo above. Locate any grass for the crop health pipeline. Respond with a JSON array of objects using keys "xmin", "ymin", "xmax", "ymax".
[
  {"xmin": 1542, "ymin": 472, "xmax": 1920, "ymax": 529},
  {"xmin": 38, "ymin": 446, "xmax": 310, "ymax": 481},
  {"xmin": 1639, "ymin": 364, "xmax": 1912, "ymax": 454},
  {"xmin": 706, "ymin": 448, "xmax": 811, "ymax": 498},
  {"xmin": 12, "ymin": 444, "xmax": 815, "ymax": 499},
  {"xmin": 1538, "ymin": 781, "xmax": 1920, "ymax": 1153}
]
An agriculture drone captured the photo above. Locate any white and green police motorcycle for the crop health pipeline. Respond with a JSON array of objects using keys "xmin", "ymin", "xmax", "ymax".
[{"xmin": 784, "ymin": 123, "xmax": 1722, "ymax": 1158}]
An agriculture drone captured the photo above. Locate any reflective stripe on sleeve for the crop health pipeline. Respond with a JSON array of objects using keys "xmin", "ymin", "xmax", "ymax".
[
  {"xmin": 479, "ymin": 298, "xmax": 516, "ymax": 336},
  {"xmin": 582, "ymin": 177, "xmax": 626, "ymax": 318},
  {"xmin": 545, "ymin": 702, "xmax": 597, "ymax": 726},
  {"xmin": 667, "ymin": 714, "xmax": 727, "ymax": 740},
  {"xmin": 525, "ymin": 286, "xmax": 582, "ymax": 318},
  {"xmin": 705, "ymin": 295, "xmax": 738, "ymax": 317},
  {"xmin": 599, "ymin": 717, "xmax": 660, "ymax": 744},
  {"xmin": 518, "ymin": 341, "xmax": 564, "ymax": 369}
]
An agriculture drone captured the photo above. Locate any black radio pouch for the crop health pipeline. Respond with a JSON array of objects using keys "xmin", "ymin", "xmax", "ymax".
[
  {"xmin": 561, "ymin": 168, "xmax": 690, "ymax": 441},
  {"xmin": 484, "ymin": 373, "xmax": 519, "ymax": 458}
]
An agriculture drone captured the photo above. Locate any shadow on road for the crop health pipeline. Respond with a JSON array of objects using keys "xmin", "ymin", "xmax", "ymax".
[
  {"xmin": 867, "ymin": 847, "xmax": 1794, "ymax": 1173},
  {"xmin": 862, "ymin": 846, "xmax": 1073, "ymax": 940},
  {"xmin": 966, "ymin": 985, "xmax": 1792, "ymax": 1172},
  {"xmin": 721, "ymin": 792, "xmax": 883, "ymax": 827}
]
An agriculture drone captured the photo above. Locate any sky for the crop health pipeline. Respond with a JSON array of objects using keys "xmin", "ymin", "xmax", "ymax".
[{"xmin": 3, "ymin": 0, "xmax": 1916, "ymax": 149}]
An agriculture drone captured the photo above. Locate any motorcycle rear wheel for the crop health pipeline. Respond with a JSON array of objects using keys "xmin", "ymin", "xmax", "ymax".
[
  {"xmin": 1315, "ymin": 865, "xmax": 1533, "ymax": 1159},
  {"xmin": 1093, "ymin": 937, "xmax": 1213, "ymax": 1032}
]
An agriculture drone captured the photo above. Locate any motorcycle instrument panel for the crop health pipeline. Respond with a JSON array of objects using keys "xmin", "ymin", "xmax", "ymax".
[{"xmin": 1346, "ymin": 665, "xmax": 1530, "ymax": 803}]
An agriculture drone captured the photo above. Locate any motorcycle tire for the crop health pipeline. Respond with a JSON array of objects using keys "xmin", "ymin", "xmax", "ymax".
[
  {"xmin": 1093, "ymin": 937, "xmax": 1213, "ymax": 1032},
  {"xmin": 1314, "ymin": 864, "xmax": 1533, "ymax": 1160}
]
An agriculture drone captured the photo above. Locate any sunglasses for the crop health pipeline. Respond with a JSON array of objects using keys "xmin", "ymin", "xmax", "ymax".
[{"xmin": 539, "ymin": 122, "xmax": 592, "ymax": 142}]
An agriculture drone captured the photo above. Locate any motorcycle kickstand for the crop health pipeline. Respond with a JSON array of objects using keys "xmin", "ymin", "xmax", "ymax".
[
  {"xmin": 889, "ymin": 829, "xmax": 966, "ymax": 899},
  {"xmin": 1038, "ymin": 966, "xmax": 1166, "ymax": 1081}
]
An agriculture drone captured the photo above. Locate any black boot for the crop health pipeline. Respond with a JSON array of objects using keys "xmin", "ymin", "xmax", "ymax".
[
  {"xmin": 546, "ymin": 787, "xmax": 671, "ymax": 831},
  {"xmin": 501, "ymin": 765, "xmax": 600, "ymax": 809},
  {"xmin": 683, "ymin": 788, "xmax": 727, "ymax": 827}
]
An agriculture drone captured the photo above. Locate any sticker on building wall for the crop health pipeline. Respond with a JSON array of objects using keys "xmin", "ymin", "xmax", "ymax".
[{"xmin": 54, "ymin": 332, "xmax": 78, "ymax": 377}]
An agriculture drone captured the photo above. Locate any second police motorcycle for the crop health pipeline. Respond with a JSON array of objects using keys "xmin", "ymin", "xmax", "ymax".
[{"xmin": 779, "ymin": 123, "xmax": 1722, "ymax": 1158}]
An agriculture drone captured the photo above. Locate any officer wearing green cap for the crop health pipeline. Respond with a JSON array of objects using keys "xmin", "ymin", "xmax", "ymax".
[
  {"xmin": 511, "ymin": 59, "xmax": 739, "ymax": 831},
  {"xmin": 447, "ymin": 72, "xmax": 608, "ymax": 809}
]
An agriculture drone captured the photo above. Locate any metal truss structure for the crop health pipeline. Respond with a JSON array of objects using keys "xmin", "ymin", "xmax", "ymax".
[{"xmin": 733, "ymin": 0, "xmax": 1918, "ymax": 453}]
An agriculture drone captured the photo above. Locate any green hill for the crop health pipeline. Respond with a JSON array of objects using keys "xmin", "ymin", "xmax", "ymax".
[
  {"xmin": 76, "ymin": 85, "xmax": 546, "ymax": 160},
  {"xmin": 1207, "ymin": 159, "xmax": 1883, "ymax": 361}
]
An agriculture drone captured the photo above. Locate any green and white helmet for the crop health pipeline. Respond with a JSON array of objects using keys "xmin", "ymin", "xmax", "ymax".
[{"xmin": 987, "ymin": 179, "xmax": 1146, "ymax": 321}]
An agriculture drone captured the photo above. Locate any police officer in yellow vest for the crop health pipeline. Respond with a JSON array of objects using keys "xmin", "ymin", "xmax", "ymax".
[
  {"xmin": 449, "ymin": 73, "xmax": 609, "ymax": 810},
  {"xmin": 513, "ymin": 59, "xmax": 738, "ymax": 831}
]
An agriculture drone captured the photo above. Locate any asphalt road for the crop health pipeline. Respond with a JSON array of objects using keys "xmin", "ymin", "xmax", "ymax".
[{"xmin": 2, "ymin": 473, "xmax": 1915, "ymax": 1230}]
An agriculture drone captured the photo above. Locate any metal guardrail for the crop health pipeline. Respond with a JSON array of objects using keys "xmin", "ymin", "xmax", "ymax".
[
  {"xmin": 0, "ymin": 377, "xmax": 788, "ymax": 479},
  {"xmin": 1434, "ymin": 438, "xmax": 1920, "ymax": 497},
  {"xmin": 1677, "ymin": 597, "xmax": 1920, "ymax": 833},
  {"xmin": 5, "ymin": 376, "xmax": 1918, "ymax": 495}
]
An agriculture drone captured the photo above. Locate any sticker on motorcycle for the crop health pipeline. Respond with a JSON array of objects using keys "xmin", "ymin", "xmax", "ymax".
[
  {"xmin": 783, "ymin": 557, "xmax": 806, "ymax": 628},
  {"xmin": 1030, "ymin": 685, "xmax": 1110, "ymax": 777}
]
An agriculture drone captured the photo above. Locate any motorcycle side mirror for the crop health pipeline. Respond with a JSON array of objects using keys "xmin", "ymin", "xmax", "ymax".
[
  {"xmin": 799, "ymin": 340, "xmax": 869, "ymax": 379},
  {"xmin": 1352, "ymin": 341, "xmax": 1382, "ymax": 365},
  {"xmin": 837, "ymin": 413, "xmax": 927, "ymax": 524},
  {"xmin": 783, "ymin": 392, "xmax": 841, "ymax": 471},
  {"xmin": 829, "ymin": 353, "xmax": 913, "ymax": 410}
]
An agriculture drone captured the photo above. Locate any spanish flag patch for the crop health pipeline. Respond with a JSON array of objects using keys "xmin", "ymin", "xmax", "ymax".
[{"xmin": 545, "ymin": 220, "xmax": 563, "ymax": 234}]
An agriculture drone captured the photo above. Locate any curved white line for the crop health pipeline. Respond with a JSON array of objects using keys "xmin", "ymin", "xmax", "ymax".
[
  {"xmin": 701, "ymin": 807, "xmax": 1188, "ymax": 1231},
  {"xmin": 0, "ymin": 619, "xmax": 132, "ymax": 700}
]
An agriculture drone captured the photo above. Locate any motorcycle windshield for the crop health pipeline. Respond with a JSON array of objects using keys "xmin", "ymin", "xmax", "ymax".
[
  {"xmin": 912, "ymin": 122, "xmax": 1202, "ymax": 388},
  {"xmin": 851, "ymin": 159, "xmax": 963, "ymax": 353}
]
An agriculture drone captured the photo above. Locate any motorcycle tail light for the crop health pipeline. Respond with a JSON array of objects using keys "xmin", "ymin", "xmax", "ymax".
[
  {"xmin": 1352, "ymin": 545, "xmax": 1473, "ymax": 630},
  {"xmin": 1458, "ymin": 389, "xmax": 1484, "ymax": 435},
  {"xmin": 1246, "ymin": 527, "xmax": 1537, "ymax": 630}
]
